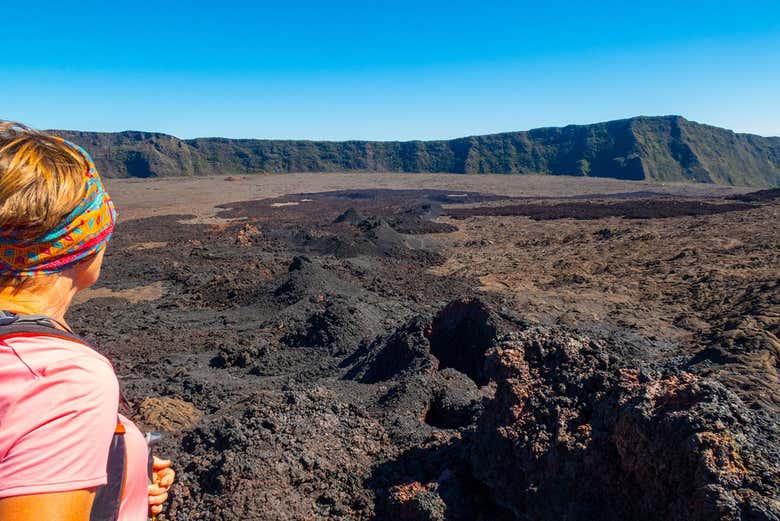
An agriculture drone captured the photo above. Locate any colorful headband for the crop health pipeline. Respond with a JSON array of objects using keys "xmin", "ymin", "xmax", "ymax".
[{"xmin": 0, "ymin": 139, "xmax": 116, "ymax": 277}]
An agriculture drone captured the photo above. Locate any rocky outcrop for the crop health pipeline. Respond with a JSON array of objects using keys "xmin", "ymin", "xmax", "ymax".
[{"xmin": 471, "ymin": 327, "xmax": 780, "ymax": 520}]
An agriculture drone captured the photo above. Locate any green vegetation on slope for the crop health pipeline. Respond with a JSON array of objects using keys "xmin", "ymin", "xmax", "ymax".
[{"xmin": 54, "ymin": 116, "xmax": 780, "ymax": 187}]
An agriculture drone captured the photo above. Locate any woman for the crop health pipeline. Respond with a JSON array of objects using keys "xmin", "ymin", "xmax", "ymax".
[{"xmin": 0, "ymin": 122, "xmax": 174, "ymax": 520}]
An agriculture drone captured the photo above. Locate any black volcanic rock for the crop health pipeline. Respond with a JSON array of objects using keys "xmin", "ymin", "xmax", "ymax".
[
  {"xmin": 470, "ymin": 326, "xmax": 780, "ymax": 521},
  {"xmin": 345, "ymin": 316, "xmax": 435, "ymax": 384},
  {"xmin": 334, "ymin": 207, "xmax": 365, "ymax": 224},
  {"xmin": 52, "ymin": 116, "xmax": 780, "ymax": 187}
]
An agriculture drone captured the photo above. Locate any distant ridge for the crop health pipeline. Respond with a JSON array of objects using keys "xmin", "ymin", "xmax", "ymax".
[{"xmin": 53, "ymin": 116, "xmax": 780, "ymax": 187}]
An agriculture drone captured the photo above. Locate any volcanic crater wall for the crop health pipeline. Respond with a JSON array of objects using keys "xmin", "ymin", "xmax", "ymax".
[{"xmin": 53, "ymin": 116, "xmax": 780, "ymax": 186}]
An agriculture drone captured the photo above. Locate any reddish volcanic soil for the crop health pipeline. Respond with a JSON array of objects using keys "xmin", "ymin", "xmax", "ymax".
[{"xmin": 70, "ymin": 175, "xmax": 778, "ymax": 520}]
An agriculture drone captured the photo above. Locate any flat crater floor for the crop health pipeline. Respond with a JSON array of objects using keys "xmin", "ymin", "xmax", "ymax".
[{"xmin": 72, "ymin": 174, "xmax": 779, "ymax": 520}]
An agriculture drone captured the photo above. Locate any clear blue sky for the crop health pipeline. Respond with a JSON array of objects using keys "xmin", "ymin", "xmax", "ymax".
[{"xmin": 2, "ymin": 0, "xmax": 779, "ymax": 140}]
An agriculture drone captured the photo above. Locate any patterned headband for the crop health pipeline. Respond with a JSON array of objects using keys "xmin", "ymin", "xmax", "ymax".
[{"xmin": 0, "ymin": 139, "xmax": 116, "ymax": 277}]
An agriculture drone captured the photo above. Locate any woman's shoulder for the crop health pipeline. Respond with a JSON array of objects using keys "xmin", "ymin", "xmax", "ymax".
[{"xmin": 1, "ymin": 332, "xmax": 116, "ymax": 390}]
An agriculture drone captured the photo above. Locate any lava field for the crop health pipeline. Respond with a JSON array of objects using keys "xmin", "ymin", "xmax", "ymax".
[{"xmin": 68, "ymin": 188, "xmax": 779, "ymax": 521}]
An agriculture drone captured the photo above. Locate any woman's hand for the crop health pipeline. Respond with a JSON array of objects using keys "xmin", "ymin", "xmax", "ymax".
[{"xmin": 148, "ymin": 456, "xmax": 175, "ymax": 516}]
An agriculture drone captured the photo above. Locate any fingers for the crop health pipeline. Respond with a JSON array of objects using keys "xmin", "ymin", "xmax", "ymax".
[
  {"xmin": 157, "ymin": 468, "xmax": 176, "ymax": 488},
  {"xmin": 148, "ymin": 460, "xmax": 175, "ymax": 516},
  {"xmin": 152, "ymin": 456, "xmax": 172, "ymax": 470},
  {"xmin": 148, "ymin": 489, "xmax": 169, "ymax": 506},
  {"xmin": 151, "ymin": 468, "xmax": 175, "ymax": 487},
  {"xmin": 148, "ymin": 484, "xmax": 167, "ymax": 497}
]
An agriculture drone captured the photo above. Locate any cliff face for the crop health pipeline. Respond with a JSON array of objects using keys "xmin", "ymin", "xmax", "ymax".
[{"xmin": 53, "ymin": 116, "xmax": 780, "ymax": 186}]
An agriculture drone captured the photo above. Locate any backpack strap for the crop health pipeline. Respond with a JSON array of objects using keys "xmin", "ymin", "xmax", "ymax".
[
  {"xmin": 0, "ymin": 311, "xmax": 84, "ymax": 344},
  {"xmin": 0, "ymin": 311, "xmax": 127, "ymax": 521},
  {"xmin": 90, "ymin": 421, "xmax": 127, "ymax": 521}
]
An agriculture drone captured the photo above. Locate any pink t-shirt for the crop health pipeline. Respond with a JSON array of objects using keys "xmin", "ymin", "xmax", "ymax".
[{"xmin": 0, "ymin": 333, "xmax": 149, "ymax": 520}]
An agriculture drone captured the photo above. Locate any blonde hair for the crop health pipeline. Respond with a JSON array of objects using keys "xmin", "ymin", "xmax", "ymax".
[
  {"xmin": 0, "ymin": 121, "xmax": 88, "ymax": 239},
  {"xmin": 0, "ymin": 122, "xmax": 90, "ymax": 290}
]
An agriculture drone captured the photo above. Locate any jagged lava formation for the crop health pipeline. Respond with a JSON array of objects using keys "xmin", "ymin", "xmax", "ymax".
[{"xmin": 69, "ymin": 188, "xmax": 779, "ymax": 520}]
